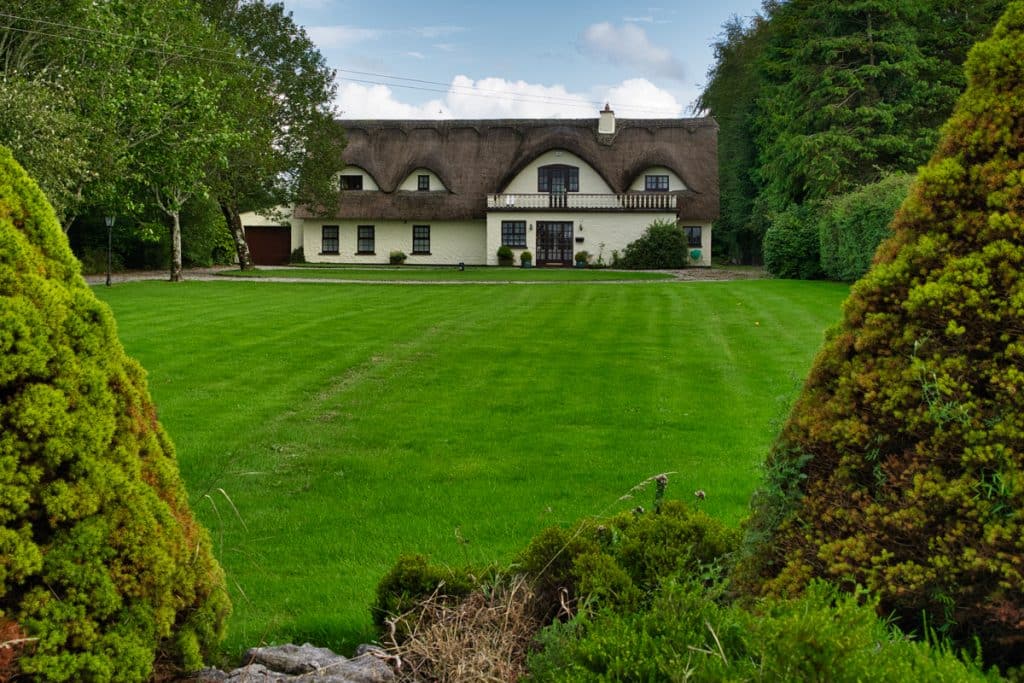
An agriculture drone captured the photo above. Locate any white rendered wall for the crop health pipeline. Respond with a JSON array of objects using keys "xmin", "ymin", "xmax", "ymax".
[
  {"xmin": 299, "ymin": 219, "xmax": 487, "ymax": 265},
  {"xmin": 337, "ymin": 165, "xmax": 380, "ymax": 191},
  {"xmin": 484, "ymin": 212, "xmax": 712, "ymax": 266},
  {"xmin": 501, "ymin": 150, "xmax": 613, "ymax": 194},
  {"xmin": 627, "ymin": 166, "xmax": 688, "ymax": 192},
  {"xmin": 397, "ymin": 168, "xmax": 449, "ymax": 192}
]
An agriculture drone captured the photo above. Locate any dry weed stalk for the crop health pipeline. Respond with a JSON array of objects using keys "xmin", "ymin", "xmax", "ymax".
[{"xmin": 383, "ymin": 576, "xmax": 542, "ymax": 682}]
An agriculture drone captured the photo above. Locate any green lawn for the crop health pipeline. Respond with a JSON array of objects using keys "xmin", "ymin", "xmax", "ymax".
[
  {"xmin": 218, "ymin": 266, "xmax": 674, "ymax": 281},
  {"xmin": 94, "ymin": 279, "xmax": 848, "ymax": 661}
]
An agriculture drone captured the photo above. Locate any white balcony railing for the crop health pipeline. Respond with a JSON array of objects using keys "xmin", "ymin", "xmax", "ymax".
[{"xmin": 487, "ymin": 192, "xmax": 677, "ymax": 211}]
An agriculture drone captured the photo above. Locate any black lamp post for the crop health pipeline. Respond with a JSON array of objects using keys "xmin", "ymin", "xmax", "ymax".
[{"xmin": 104, "ymin": 215, "xmax": 115, "ymax": 286}]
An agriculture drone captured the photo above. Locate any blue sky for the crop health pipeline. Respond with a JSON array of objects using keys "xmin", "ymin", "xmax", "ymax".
[{"xmin": 281, "ymin": 0, "xmax": 764, "ymax": 119}]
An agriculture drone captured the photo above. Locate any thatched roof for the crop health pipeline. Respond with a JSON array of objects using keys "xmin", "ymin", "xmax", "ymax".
[{"xmin": 296, "ymin": 116, "xmax": 719, "ymax": 222}]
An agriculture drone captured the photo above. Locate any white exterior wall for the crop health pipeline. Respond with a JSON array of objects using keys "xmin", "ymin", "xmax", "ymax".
[
  {"xmin": 484, "ymin": 212, "xmax": 713, "ymax": 266},
  {"xmin": 338, "ymin": 165, "xmax": 380, "ymax": 191},
  {"xmin": 239, "ymin": 206, "xmax": 300, "ymax": 250},
  {"xmin": 397, "ymin": 168, "xmax": 449, "ymax": 192},
  {"xmin": 627, "ymin": 166, "xmax": 688, "ymax": 192},
  {"xmin": 299, "ymin": 219, "xmax": 487, "ymax": 265},
  {"xmin": 502, "ymin": 150, "xmax": 613, "ymax": 194}
]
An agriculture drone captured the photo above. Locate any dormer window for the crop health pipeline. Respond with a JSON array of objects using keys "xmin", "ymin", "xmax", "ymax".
[
  {"xmin": 418, "ymin": 174, "xmax": 430, "ymax": 191},
  {"xmin": 538, "ymin": 165, "xmax": 579, "ymax": 193},
  {"xmin": 645, "ymin": 175, "xmax": 669, "ymax": 192},
  {"xmin": 340, "ymin": 175, "xmax": 363, "ymax": 190}
]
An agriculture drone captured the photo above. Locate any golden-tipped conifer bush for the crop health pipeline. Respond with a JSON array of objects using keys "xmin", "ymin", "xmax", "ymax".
[
  {"xmin": 0, "ymin": 146, "xmax": 229, "ymax": 680},
  {"xmin": 737, "ymin": 4, "xmax": 1024, "ymax": 667}
]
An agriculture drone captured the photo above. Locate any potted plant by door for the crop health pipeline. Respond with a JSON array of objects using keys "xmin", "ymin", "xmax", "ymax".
[
  {"xmin": 574, "ymin": 250, "xmax": 590, "ymax": 268},
  {"xmin": 497, "ymin": 245, "xmax": 514, "ymax": 266},
  {"xmin": 520, "ymin": 250, "xmax": 533, "ymax": 268}
]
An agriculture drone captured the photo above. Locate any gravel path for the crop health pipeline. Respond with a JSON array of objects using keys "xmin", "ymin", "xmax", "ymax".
[{"xmin": 83, "ymin": 265, "xmax": 767, "ymax": 286}]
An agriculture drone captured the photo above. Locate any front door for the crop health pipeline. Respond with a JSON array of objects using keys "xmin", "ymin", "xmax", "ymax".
[{"xmin": 536, "ymin": 221, "xmax": 574, "ymax": 266}]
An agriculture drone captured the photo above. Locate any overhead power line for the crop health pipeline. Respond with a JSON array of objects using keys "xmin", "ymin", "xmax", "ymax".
[{"xmin": 0, "ymin": 10, "xmax": 687, "ymax": 116}]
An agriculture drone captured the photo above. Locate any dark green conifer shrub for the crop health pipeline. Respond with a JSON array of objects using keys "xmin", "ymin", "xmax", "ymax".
[
  {"xmin": 618, "ymin": 219, "xmax": 689, "ymax": 269},
  {"xmin": 0, "ymin": 146, "xmax": 229, "ymax": 680},
  {"xmin": 736, "ymin": 4, "xmax": 1024, "ymax": 668},
  {"xmin": 761, "ymin": 203, "xmax": 823, "ymax": 279}
]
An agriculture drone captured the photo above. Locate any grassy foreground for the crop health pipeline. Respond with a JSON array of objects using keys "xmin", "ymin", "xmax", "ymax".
[
  {"xmin": 95, "ymin": 279, "xmax": 848, "ymax": 660},
  {"xmin": 218, "ymin": 266, "xmax": 673, "ymax": 281}
]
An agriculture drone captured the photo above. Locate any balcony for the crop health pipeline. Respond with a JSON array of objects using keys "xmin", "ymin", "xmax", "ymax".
[{"xmin": 487, "ymin": 192, "xmax": 678, "ymax": 211}]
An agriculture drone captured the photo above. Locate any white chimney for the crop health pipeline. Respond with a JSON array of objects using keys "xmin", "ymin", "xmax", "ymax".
[{"xmin": 599, "ymin": 103, "xmax": 616, "ymax": 135}]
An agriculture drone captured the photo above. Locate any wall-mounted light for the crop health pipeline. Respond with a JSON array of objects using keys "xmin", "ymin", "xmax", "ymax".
[
  {"xmin": 578, "ymin": 224, "xmax": 584, "ymax": 232},
  {"xmin": 528, "ymin": 223, "xmax": 533, "ymax": 231}
]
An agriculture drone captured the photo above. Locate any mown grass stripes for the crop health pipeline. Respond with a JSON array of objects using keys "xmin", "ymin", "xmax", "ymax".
[{"xmin": 95, "ymin": 279, "xmax": 848, "ymax": 659}]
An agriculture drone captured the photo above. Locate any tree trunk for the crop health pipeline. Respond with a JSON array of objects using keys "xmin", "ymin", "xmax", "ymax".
[
  {"xmin": 170, "ymin": 211, "xmax": 183, "ymax": 282},
  {"xmin": 220, "ymin": 200, "xmax": 253, "ymax": 270}
]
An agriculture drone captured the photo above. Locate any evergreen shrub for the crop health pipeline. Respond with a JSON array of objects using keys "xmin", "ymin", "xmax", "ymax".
[
  {"xmin": 618, "ymin": 219, "xmax": 689, "ymax": 269},
  {"xmin": 736, "ymin": 4, "xmax": 1024, "ymax": 669},
  {"xmin": 762, "ymin": 203, "xmax": 823, "ymax": 279},
  {"xmin": 818, "ymin": 173, "xmax": 915, "ymax": 281},
  {"xmin": 528, "ymin": 579, "xmax": 996, "ymax": 682},
  {"xmin": 0, "ymin": 146, "xmax": 229, "ymax": 680}
]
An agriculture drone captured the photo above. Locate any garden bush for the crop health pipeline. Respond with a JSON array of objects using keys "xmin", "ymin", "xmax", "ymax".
[
  {"xmin": 617, "ymin": 219, "xmax": 689, "ymax": 269},
  {"xmin": 516, "ymin": 498, "xmax": 738, "ymax": 619},
  {"xmin": 528, "ymin": 579, "xmax": 996, "ymax": 682},
  {"xmin": 736, "ymin": 4, "xmax": 1024, "ymax": 669},
  {"xmin": 497, "ymin": 244, "xmax": 514, "ymax": 265},
  {"xmin": 372, "ymin": 554, "xmax": 477, "ymax": 635},
  {"xmin": 0, "ymin": 146, "xmax": 229, "ymax": 680},
  {"xmin": 762, "ymin": 203, "xmax": 823, "ymax": 279},
  {"xmin": 818, "ymin": 173, "xmax": 915, "ymax": 281}
]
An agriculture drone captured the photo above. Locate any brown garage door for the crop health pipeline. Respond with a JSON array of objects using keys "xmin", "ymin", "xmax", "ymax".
[{"xmin": 244, "ymin": 226, "xmax": 291, "ymax": 265}]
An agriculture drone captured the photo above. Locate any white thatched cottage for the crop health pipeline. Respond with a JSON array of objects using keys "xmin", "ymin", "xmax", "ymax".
[{"xmin": 247, "ymin": 107, "xmax": 719, "ymax": 266}]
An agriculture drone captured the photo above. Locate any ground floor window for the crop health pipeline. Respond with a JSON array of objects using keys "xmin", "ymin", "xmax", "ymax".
[
  {"xmin": 683, "ymin": 226, "xmax": 702, "ymax": 248},
  {"xmin": 501, "ymin": 220, "xmax": 527, "ymax": 247},
  {"xmin": 357, "ymin": 225, "xmax": 375, "ymax": 254},
  {"xmin": 321, "ymin": 225, "xmax": 339, "ymax": 254},
  {"xmin": 412, "ymin": 225, "xmax": 430, "ymax": 254}
]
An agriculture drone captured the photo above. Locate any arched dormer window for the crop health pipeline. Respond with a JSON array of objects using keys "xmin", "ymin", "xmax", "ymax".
[{"xmin": 538, "ymin": 164, "xmax": 579, "ymax": 193}]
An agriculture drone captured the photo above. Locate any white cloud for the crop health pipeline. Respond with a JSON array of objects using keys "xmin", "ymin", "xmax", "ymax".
[
  {"xmin": 623, "ymin": 16, "xmax": 654, "ymax": 23},
  {"xmin": 602, "ymin": 78, "xmax": 684, "ymax": 117},
  {"xmin": 305, "ymin": 24, "xmax": 464, "ymax": 50},
  {"xmin": 336, "ymin": 76, "xmax": 686, "ymax": 120},
  {"xmin": 581, "ymin": 22, "xmax": 685, "ymax": 81},
  {"xmin": 306, "ymin": 25, "xmax": 384, "ymax": 47},
  {"xmin": 404, "ymin": 51, "xmax": 426, "ymax": 60},
  {"xmin": 412, "ymin": 26, "xmax": 466, "ymax": 39}
]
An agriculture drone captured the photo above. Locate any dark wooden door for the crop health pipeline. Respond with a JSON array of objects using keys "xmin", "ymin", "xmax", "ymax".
[
  {"xmin": 244, "ymin": 226, "xmax": 290, "ymax": 265},
  {"xmin": 536, "ymin": 221, "xmax": 573, "ymax": 265}
]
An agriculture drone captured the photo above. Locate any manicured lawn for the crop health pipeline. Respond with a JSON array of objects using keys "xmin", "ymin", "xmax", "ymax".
[
  {"xmin": 94, "ymin": 279, "xmax": 848, "ymax": 661},
  {"xmin": 217, "ymin": 266, "xmax": 674, "ymax": 281}
]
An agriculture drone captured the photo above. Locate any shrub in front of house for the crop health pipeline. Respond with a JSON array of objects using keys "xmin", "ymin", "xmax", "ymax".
[
  {"xmin": 618, "ymin": 219, "xmax": 689, "ymax": 269},
  {"xmin": 497, "ymin": 244, "xmax": 514, "ymax": 266},
  {"xmin": 735, "ymin": 4, "xmax": 1024, "ymax": 669},
  {"xmin": 389, "ymin": 250, "xmax": 407, "ymax": 264},
  {"xmin": 520, "ymin": 250, "xmax": 533, "ymax": 266},
  {"xmin": 0, "ymin": 146, "xmax": 229, "ymax": 681}
]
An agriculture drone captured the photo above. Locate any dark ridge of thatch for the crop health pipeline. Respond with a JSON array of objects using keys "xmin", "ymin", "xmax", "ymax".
[{"xmin": 296, "ymin": 117, "xmax": 719, "ymax": 222}]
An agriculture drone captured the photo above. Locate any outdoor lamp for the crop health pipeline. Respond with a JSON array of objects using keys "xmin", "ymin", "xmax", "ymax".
[{"xmin": 104, "ymin": 215, "xmax": 116, "ymax": 287}]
